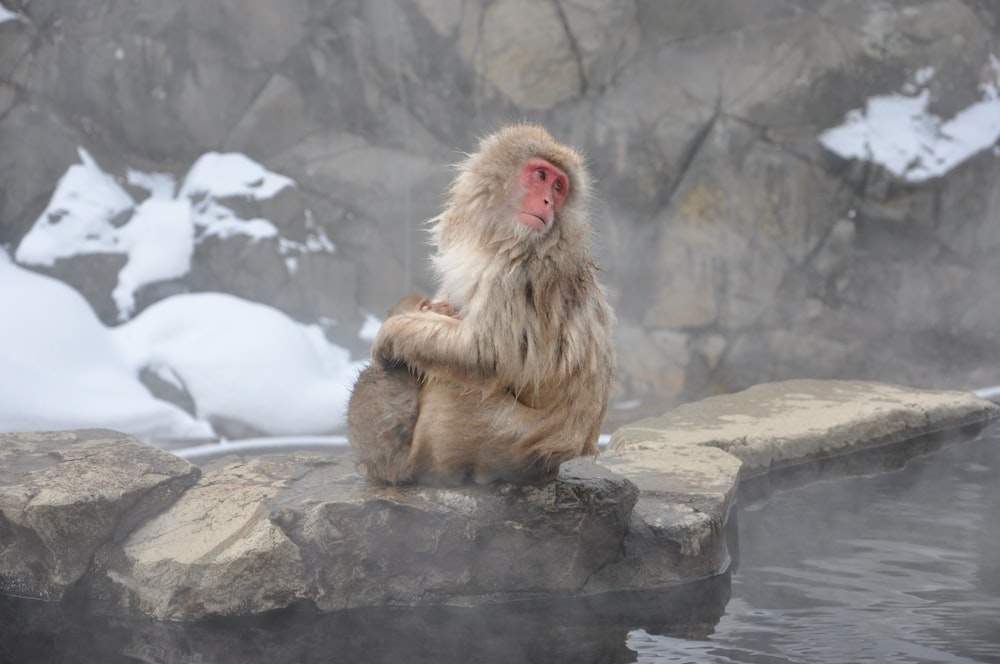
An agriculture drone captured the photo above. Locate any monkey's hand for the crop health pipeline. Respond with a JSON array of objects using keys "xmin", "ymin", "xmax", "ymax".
[
  {"xmin": 374, "ymin": 295, "xmax": 462, "ymax": 369},
  {"xmin": 419, "ymin": 299, "xmax": 458, "ymax": 318},
  {"xmin": 372, "ymin": 311, "xmax": 484, "ymax": 380},
  {"xmin": 372, "ymin": 311, "xmax": 451, "ymax": 369},
  {"xmin": 387, "ymin": 294, "xmax": 458, "ymax": 319}
]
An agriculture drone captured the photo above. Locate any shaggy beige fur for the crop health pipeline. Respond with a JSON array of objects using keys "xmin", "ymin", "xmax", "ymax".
[{"xmin": 349, "ymin": 124, "xmax": 615, "ymax": 485}]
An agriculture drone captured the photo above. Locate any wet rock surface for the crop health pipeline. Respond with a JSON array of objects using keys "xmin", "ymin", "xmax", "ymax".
[{"xmin": 0, "ymin": 380, "xmax": 997, "ymax": 620}]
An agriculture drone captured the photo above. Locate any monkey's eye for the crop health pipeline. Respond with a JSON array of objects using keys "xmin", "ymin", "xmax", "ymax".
[
  {"xmin": 553, "ymin": 181, "xmax": 563, "ymax": 193},
  {"xmin": 536, "ymin": 168, "xmax": 547, "ymax": 181}
]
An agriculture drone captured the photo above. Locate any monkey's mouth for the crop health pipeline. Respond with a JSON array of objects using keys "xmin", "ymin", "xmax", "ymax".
[{"xmin": 517, "ymin": 211, "xmax": 549, "ymax": 232}]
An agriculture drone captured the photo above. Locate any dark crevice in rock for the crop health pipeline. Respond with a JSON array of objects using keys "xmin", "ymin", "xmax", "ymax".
[
  {"xmin": 552, "ymin": 0, "xmax": 588, "ymax": 96},
  {"xmin": 663, "ymin": 101, "xmax": 721, "ymax": 211}
]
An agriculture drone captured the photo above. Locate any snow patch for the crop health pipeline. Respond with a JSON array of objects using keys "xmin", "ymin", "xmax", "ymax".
[
  {"xmin": 819, "ymin": 56, "xmax": 1000, "ymax": 183},
  {"xmin": 15, "ymin": 150, "xmax": 335, "ymax": 321},
  {"xmin": 0, "ymin": 253, "xmax": 368, "ymax": 442},
  {"xmin": 4, "ymin": 147, "xmax": 368, "ymax": 441},
  {"xmin": 0, "ymin": 255, "xmax": 214, "ymax": 442},
  {"xmin": 179, "ymin": 152, "xmax": 295, "ymax": 201},
  {"xmin": 16, "ymin": 148, "xmax": 134, "ymax": 266},
  {"xmin": 0, "ymin": 2, "xmax": 19, "ymax": 23},
  {"xmin": 112, "ymin": 292, "xmax": 367, "ymax": 437},
  {"xmin": 112, "ymin": 198, "xmax": 194, "ymax": 319},
  {"xmin": 358, "ymin": 313, "xmax": 383, "ymax": 341}
]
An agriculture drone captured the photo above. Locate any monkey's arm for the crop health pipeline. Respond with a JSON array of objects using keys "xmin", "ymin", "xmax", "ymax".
[{"xmin": 372, "ymin": 312, "xmax": 491, "ymax": 381}]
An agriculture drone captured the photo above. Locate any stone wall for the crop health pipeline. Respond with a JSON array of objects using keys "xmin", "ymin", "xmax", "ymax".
[{"xmin": 1, "ymin": 1, "xmax": 999, "ymax": 412}]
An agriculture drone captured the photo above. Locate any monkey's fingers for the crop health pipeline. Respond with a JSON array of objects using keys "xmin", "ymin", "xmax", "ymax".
[{"xmin": 420, "ymin": 300, "xmax": 458, "ymax": 318}]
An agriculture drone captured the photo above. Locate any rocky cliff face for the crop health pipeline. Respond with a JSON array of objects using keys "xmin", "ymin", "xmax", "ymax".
[{"xmin": 1, "ymin": 0, "xmax": 999, "ymax": 413}]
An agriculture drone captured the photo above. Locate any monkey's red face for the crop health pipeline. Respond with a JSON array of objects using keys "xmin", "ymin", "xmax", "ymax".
[{"xmin": 516, "ymin": 158, "xmax": 569, "ymax": 232}]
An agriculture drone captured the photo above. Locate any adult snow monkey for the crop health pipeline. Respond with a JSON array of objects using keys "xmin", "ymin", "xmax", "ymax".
[{"xmin": 348, "ymin": 124, "xmax": 615, "ymax": 486}]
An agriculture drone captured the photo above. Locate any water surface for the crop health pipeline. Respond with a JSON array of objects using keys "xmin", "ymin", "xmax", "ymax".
[
  {"xmin": 2, "ymin": 427, "xmax": 998, "ymax": 663},
  {"xmin": 631, "ymin": 427, "xmax": 1000, "ymax": 663}
]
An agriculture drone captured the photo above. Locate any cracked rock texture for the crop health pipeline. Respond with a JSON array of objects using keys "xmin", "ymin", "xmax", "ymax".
[
  {"xmin": 97, "ymin": 455, "xmax": 637, "ymax": 619},
  {"xmin": 0, "ymin": 429, "xmax": 200, "ymax": 600},
  {"xmin": 0, "ymin": 380, "xmax": 995, "ymax": 620},
  {"xmin": 3, "ymin": 1, "xmax": 1000, "ymax": 414}
]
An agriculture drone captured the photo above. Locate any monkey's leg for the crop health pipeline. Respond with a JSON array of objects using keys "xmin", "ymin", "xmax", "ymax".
[
  {"xmin": 407, "ymin": 385, "xmax": 557, "ymax": 486},
  {"xmin": 347, "ymin": 365, "xmax": 420, "ymax": 484},
  {"xmin": 407, "ymin": 383, "xmax": 482, "ymax": 486}
]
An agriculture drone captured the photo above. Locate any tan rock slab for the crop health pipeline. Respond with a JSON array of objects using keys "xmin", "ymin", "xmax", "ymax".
[
  {"xmin": 99, "ymin": 454, "xmax": 638, "ymax": 619},
  {"xmin": 590, "ymin": 379, "xmax": 998, "ymax": 591},
  {"xmin": 610, "ymin": 379, "xmax": 999, "ymax": 478},
  {"xmin": 0, "ymin": 429, "xmax": 200, "ymax": 599}
]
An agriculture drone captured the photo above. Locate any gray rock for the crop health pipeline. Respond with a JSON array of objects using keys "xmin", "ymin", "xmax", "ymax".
[
  {"xmin": 24, "ymin": 253, "xmax": 129, "ymax": 326},
  {"xmin": 91, "ymin": 380, "xmax": 1000, "ymax": 619},
  {"xmin": 609, "ymin": 379, "xmax": 1000, "ymax": 478},
  {"xmin": 589, "ymin": 442, "xmax": 740, "ymax": 592},
  {"xmin": 97, "ymin": 453, "xmax": 638, "ymax": 620},
  {"xmin": 0, "ymin": 379, "xmax": 996, "ymax": 620},
  {"xmin": 0, "ymin": 429, "xmax": 200, "ymax": 600},
  {"xmin": 136, "ymin": 365, "xmax": 197, "ymax": 418},
  {"xmin": 589, "ymin": 379, "xmax": 999, "ymax": 593}
]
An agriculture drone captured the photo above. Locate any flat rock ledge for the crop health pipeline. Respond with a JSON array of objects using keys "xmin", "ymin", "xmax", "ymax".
[
  {"xmin": 1, "ymin": 380, "xmax": 996, "ymax": 620},
  {"xmin": 0, "ymin": 430, "xmax": 200, "ymax": 600}
]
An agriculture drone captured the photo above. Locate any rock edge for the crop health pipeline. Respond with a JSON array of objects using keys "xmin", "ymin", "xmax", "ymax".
[{"xmin": 0, "ymin": 380, "xmax": 996, "ymax": 619}]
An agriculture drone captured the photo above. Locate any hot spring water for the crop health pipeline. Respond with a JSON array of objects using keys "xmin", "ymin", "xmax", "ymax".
[{"xmin": 2, "ymin": 424, "xmax": 998, "ymax": 663}]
